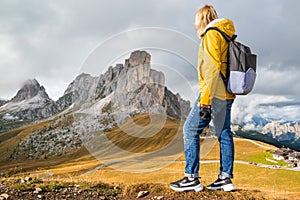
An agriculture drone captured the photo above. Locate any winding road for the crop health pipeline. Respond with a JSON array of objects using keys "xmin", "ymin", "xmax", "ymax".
[
  {"xmin": 80, "ymin": 159, "xmax": 300, "ymax": 176},
  {"xmin": 31, "ymin": 138, "xmax": 299, "ymax": 178}
]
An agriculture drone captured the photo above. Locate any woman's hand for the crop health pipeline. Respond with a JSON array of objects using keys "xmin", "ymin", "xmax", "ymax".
[{"xmin": 199, "ymin": 104, "xmax": 211, "ymax": 120}]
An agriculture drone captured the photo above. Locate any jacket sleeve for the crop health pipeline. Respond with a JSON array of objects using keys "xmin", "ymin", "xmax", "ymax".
[{"xmin": 199, "ymin": 30, "xmax": 223, "ymax": 105}]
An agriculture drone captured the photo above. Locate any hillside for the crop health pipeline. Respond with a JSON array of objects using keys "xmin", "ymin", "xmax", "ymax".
[
  {"xmin": 0, "ymin": 50, "xmax": 191, "ymax": 134},
  {"xmin": 0, "ymin": 114, "xmax": 299, "ymax": 199},
  {"xmin": 0, "ymin": 50, "xmax": 299, "ymax": 199},
  {"xmin": 236, "ymin": 129, "xmax": 300, "ymax": 151}
]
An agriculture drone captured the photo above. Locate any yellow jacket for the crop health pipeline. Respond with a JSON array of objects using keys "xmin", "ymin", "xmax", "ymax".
[{"xmin": 198, "ymin": 18, "xmax": 236, "ymax": 105}]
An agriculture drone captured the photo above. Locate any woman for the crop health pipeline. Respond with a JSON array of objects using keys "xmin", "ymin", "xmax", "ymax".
[{"xmin": 170, "ymin": 5, "xmax": 236, "ymax": 192}]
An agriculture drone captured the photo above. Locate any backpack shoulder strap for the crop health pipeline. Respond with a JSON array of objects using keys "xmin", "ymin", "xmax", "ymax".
[
  {"xmin": 203, "ymin": 27, "xmax": 237, "ymax": 86},
  {"xmin": 205, "ymin": 27, "xmax": 237, "ymax": 42}
]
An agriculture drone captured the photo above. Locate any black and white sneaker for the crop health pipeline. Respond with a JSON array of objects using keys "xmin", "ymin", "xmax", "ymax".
[
  {"xmin": 207, "ymin": 178, "xmax": 236, "ymax": 192},
  {"xmin": 170, "ymin": 177, "xmax": 204, "ymax": 192}
]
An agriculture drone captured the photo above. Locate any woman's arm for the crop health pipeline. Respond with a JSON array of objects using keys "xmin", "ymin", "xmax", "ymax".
[{"xmin": 199, "ymin": 30, "xmax": 223, "ymax": 106}]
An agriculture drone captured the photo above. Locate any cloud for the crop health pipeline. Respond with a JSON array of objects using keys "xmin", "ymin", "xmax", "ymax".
[
  {"xmin": 0, "ymin": 0, "xmax": 199, "ymax": 100},
  {"xmin": 232, "ymin": 94, "xmax": 300, "ymax": 130},
  {"xmin": 0, "ymin": 0, "xmax": 299, "ymax": 103},
  {"xmin": 254, "ymin": 66, "xmax": 300, "ymax": 95}
]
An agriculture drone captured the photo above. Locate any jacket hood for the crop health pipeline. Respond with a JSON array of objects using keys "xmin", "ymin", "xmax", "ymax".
[{"xmin": 201, "ymin": 18, "xmax": 235, "ymax": 38}]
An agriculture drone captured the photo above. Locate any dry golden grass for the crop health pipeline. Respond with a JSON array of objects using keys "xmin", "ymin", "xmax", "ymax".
[
  {"xmin": 10, "ymin": 136, "xmax": 296, "ymax": 199},
  {"xmin": 104, "ymin": 113, "xmax": 181, "ymax": 153},
  {"xmin": 1, "ymin": 114, "xmax": 299, "ymax": 199},
  {"xmin": 0, "ymin": 121, "xmax": 51, "ymax": 162},
  {"xmin": 233, "ymin": 163, "xmax": 300, "ymax": 199},
  {"xmin": 33, "ymin": 159, "xmax": 300, "ymax": 199}
]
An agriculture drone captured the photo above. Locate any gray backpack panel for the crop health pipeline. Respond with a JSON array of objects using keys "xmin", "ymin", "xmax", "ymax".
[{"xmin": 205, "ymin": 27, "xmax": 257, "ymax": 95}]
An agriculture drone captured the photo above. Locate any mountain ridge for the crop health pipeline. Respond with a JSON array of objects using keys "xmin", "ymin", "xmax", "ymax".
[
  {"xmin": 0, "ymin": 50, "xmax": 191, "ymax": 132},
  {"xmin": 0, "ymin": 50, "xmax": 192, "ymax": 160},
  {"xmin": 1, "ymin": 50, "xmax": 299, "ymax": 153}
]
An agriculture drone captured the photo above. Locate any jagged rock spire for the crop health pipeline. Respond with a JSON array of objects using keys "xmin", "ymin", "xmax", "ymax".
[
  {"xmin": 124, "ymin": 50, "xmax": 151, "ymax": 69},
  {"xmin": 11, "ymin": 79, "xmax": 50, "ymax": 102}
]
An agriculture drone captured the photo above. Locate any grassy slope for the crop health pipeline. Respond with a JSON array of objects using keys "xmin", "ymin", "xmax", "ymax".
[
  {"xmin": 0, "ymin": 121, "xmax": 50, "ymax": 162},
  {"xmin": 0, "ymin": 114, "xmax": 299, "ymax": 199},
  {"xmin": 0, "ymin": 118, "xmax": 98, "ymax": 175},
  {"xmin": 104, "ymin": 113, "xmax": 181, "ymax": 153}
]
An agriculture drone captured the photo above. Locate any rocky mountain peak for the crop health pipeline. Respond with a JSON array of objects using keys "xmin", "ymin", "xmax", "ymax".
[
  {"xmin": 262, "ymin": 121, "xmax": 300, "ymax": 141},
  {"xmin": 11, "ymin": 79, "xmax": 50, "ymax": 102},
  {"xmin": 126, "ymin": 50, "xmax": 151, "ymax": 68},
  {"xmin": 0, "ymin": 79, "xmax": 57, "ymax": 130},
  {"xmin": 1, "ymin": 50, "xmax": 191, "ymax": 134},
  {"xmin": 63, "ymin": 73, "xmax": 96, "ymax": 95}
]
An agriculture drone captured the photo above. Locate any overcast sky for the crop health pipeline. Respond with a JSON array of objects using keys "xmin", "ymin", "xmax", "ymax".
[{"xmin": 1, "ymin": 0, "xmax": 300, "ymax": 114}]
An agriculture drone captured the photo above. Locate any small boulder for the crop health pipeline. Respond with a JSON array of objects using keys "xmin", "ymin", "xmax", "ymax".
[
  {"xmin": 24, "ymin": 176, "xmax": 32, "ymax": 182},
  {"xmin": 137, "ymin": 190, "xmax": 149, "ymax": 198},
  {"xmin": 0, "ymin": 193, "xmax": 9, "ymax": 200},
  {"xmin": 34, "ymin": 187, "xmax": 42, "ymax": 194},
  {"xmin": 150, "ymin": 196, "xmax": 164, "ymax": 200}
]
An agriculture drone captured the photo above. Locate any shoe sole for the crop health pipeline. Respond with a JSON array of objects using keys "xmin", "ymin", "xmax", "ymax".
[
  {"xmin": 207, "ymin": 183, "xmax": 235, "ymax": 192},
  {"xmin": 170, "ymin": 184, "xmax": 204, "ymax": 192}
]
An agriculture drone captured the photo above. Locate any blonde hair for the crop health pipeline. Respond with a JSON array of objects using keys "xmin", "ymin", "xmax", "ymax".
[{"xmin": 195, "ymin": 5, "xmax": 218, "ymax": 38}]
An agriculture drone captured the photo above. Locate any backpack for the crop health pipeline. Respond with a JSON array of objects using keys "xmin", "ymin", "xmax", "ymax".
[{"xmin": 205, "ymin": 27, "xmax": 257, "ymax": 95}]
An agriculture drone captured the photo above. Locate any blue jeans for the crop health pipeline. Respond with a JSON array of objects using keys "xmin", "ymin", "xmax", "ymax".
[{"xmin": 183, "ymin": 95, "xmax": 234, "ymax": 178}]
